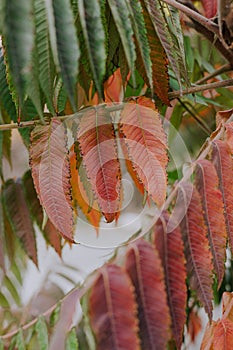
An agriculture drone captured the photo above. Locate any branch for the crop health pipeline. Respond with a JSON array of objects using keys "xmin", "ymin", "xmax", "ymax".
[
  {"xmin": 194, "ymin": 63, "xmax": 232, "ymax": 85},
  {"xmin": 168, "ymin": 78, "xmax": 233, "ymax": 99}
]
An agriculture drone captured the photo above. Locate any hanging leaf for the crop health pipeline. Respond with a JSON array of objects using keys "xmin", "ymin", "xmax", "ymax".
[
  {"xmin": 3, "ymin": 0, "xmax": 34, "ymax": 105},
  {"xmin": 35, "ymin": 316, "xmax": 49, "ymax": 350},
  {"xmin": 78, "ymin": 0, "xmax": 106, "ymax": 97},
  {"xmin": 119, "ymin": 129, "xmax": 145, "ymax": 196},
  {"xmin": 0, "ymin": 199, "xmax": 5, "ymax": 271},
  {"xmin": 213, "ymin": 319, "xmax": 233, "ymax": 349},
  {"xmin": 211, "ymin": 140, "xmax": 233, "ymax": 254},
  {"xmin": 201, "ymin": 321, "xmax": 217, "ymax": 350},
  {"xmin": 70, "ymin": 144, "xmax": 101, "ymax": 229},
  {"xmin": 2, "ymin": 179, "xmax": 38, "ymax": 266},
  {"xmin": 65, "ymin": 328, "xmax": 79, "ymax": 350},
  {"xmin": 195, "ymin": 159, "xmax": 227, "ymax": 288},
  {"xmin": 177, "ymin": 182, "xmax": 213, "ymax": 319},
  {"xmin": 89, "ymin": 264, "xmax": 140, "ymax": 350},
  {"xmin": 144, "ymin": 0, "xmax": 186, "ymax": 90},
  {"xmin": 35, "ymin": 0, "xmax": 56, "ymax": 114},
  {"xmin": 125, "ymin": 239, "xmax": 171, "ymax": 349},
  {"xmin": 3, "ymin": 275, "xmax": 21, "ymax": 306},
  {"xmin": 15, "ymin": 329, "xmax": 26, "ymax": 350},
  {"xmin": 77, "ymin": 106, "xmax": 121, "ymax": 222},
  {"xmin": 153, "ymin": 212, "xmax": 187, "ymax": 350},
  {"xmin": 200, "ymin": 0, "xmax": 217, "ymax": 18},
  {"xmin": 225, "ymin": 121, "xmax": 233, "ymax": 152},
  {"xmin": 49, "ymin": 289, "xmax": 82, "ymax": 350},
  {"xmin": 52, "ymin": 0, "xmax": 80, "ymax": 111},
  {"xmin": 138, "ymin": 3, "xmax": 169, "ymax": 104},
  {"xmin": 22, "ymin": 170, "xmax": 62, "ymax": 256},
  {"xmin": 30, "ymin": 117, "xmax": 74, "ymax": 242},
  {"xmin": 0, "ymin": 49, "xmax": 17, "ymax": 121},
  {"xmin": 107, "ymin": 0, "xmax": 136, "ymax": 84},
  {"xmin": 127, "ymin": 0, "xmax": 152, "ymax": 90},
  {"xmin": 120, "ymin": 99, "xmax": 168, "ymax": 207}
]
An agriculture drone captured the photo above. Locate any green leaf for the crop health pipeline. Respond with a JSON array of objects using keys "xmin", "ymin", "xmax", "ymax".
[
  {"xmin": 0, "ymin": 291, "xmax": 10, "ymax": 308},
  {"xmin": 3, "ymin": 0, "xmax": 35, "ymax": 105},
  {"xmin": 107, "ymin": 0, "xmax": 136, "ymax": 84},
  {"xmin": 53, "ymin": 0, "xmax": 80, "ymax": 111},
  {"xmin": 144, "ymin": 0, "xmax": 187, "ymax": 90},
  {"xmin": 0, "ymin": 49, "xmax": 17, "ymax": 121},
  {"xmin": 0, "ymin": 338, "xmax": 4, "ymax": 350},
  {"xmin": 15, "ymin": 329, "xmax": 26, "ymax": 350},
  {"xmin": 50, "ymin": 302, "xmax": 61, "ymax": 328},
  {"xmin": 127, "ymin": 0, "xmax": 152, "ymax": 90},
  {"xmin": 3, "ymin": 275, "xmax": 21, "ymax": 306},
  {"xmin": 35, "ymin": 317, "xmax": 49, "ymax": 350},
  {"xmin": 78, "ymin": 0, "xmax": 106, "ymax": 97},
  {"xmin": 35, "ymin": 0, "xmax": 56, "ymax": 114},
  {"xmin": 66, "ymin": 328, "xmax": 79, "ymax": 350},
  {"xmin": 26, "ymin": 48, "xmax": 44, "ymax": 122}
]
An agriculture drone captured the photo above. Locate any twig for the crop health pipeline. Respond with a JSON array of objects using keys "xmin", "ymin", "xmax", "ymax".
[
  {"xmin": 194, "ymin": 63, "xmax": 232, "ymax": 85},
  {"xmin": 168, "ymin": 78, "xmax": 233, "ymax": 99},
  {"xmin": 161, "ymin": 0, "xmax": 219, "ymax": 35}
]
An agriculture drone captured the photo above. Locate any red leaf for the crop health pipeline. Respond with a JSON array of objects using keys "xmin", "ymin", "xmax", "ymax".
[
  {"xmin": 89, "ymin": 264, "xmax": 140, "ymax": 350},
  {"xmin": 125, "ymin": 239, "xmax": 171, "ymax": 349},
  {"xmin": 23, "ymin": 170, "xmax": 62, "ymax": 256},
  {"xmin": 2, "ymin": 179, "xmax": 38, "ymax": 266},
  {"xmin": 211, "ymin": 140, "xmax": 233, "ymax": 253},
  {"xmin": 77, "ymin": 106, "xmax": 121, "ymax": 222},
  {"xmin": 178, "ymin": 182, "xmax": 213, "ymax": 319},
  {"xmin": 195, "ymin": 159, "xmax": 227, "ymax": 288},
  {"xmin": 213, "ymin": 319, "xmax": 233, "ymax": 349},
  {"xmin": 69, "ymin": 144, "xmax": 101, "ymax": 229},
  {"xmin": 30, "ymin": 117, "xmax": 74, "ymax": 242},
  {"xmin": 104, "ymin": 68, "xmax": 124, "ymax": 103},
  {"xmin": 225, "ymin": 121, "xmax": 233, "ymax": 152},
  {"xmin": 200, "ymin": 0, "xmax": 217, "ymax": 18},
  {"xmin": 120, "ymin": 100, "xmax": 168, "ymax": 207},
  {"xmin": 188, "ymin": 309, "xmax": 202, "ymax": 343},
  {"xmin": 138, "ymin": 3, "xmax": 170, "ymax": 105},
  {"xmin": 119, "ymin": 129, "xmax": 145, "ymax": 196},
  {"xmin": 153, "ymin": 212, "xmax": 187, "ymax": 349}
]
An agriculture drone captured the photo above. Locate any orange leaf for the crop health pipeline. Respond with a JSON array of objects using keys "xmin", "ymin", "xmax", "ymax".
[
  {"xmin": 104, "ymin": 68, "xmax": 124, "ymax": 103},
  {"xmin": 77, "ymin": 106, "xmax": 121, "ymax": 222},
  {"xmin": 89, "ymin": 264, "xmax": 140, "ymax": 350},
  {"xmin": 120, "ymin": 100, "xmax": 168, "ymax": 207},
  {"xmin": 153, "ymin": 212, "xmax": 187, "ymax": 350},
  {"xmin": 2, "ymin": 179, "xmax": 38, "ymax": 266},
  {"xmin": 225, "ymin": 121, "xmax": 233, "ymax": 152},
  {"xmin": 30, "ymin": 117, "xmax": 74, "ymax": 242},
  {"xmin": 188, "ymin": 309, "xmax": 202, "ymax": 343},
  {"xmin": 222, "ymin": 292, "xmax": 233, "ymax": 322},
  {"xmin": 213, "ymin": 319, "xmax": 233, "ymax": 349},
  {"xmin": 125, "ymin": 239, "xmax": 171, "ymax": 349},
  {"xmin": 69, "ymin": 144, "xmax": 101, "ymax": 229},
  {"xmin": 178, "ymin": 182, "xmax": 213, "ymax": 319},
  {"xmin": 201, "ymin": 321, "xmax": 216, "ymax": 350},
  {"xmin": 211, "ymin": 140, "xmax": 233, "ymax": 253},
  {"xmin": 195, "ymin": 159, "xmax": 227, "ymax": 288}
]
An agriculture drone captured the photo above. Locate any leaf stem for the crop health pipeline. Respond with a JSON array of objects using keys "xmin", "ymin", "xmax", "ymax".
[{"xmin": 194, "ymin": 63, "xmax": 232, "ymax": 85}]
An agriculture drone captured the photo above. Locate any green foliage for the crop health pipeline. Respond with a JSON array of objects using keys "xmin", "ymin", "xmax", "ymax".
[{"xmin": 35, "ymin": 317, "xmax": 49, "ymax": 350}]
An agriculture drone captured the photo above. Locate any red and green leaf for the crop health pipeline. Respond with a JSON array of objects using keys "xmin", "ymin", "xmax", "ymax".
[
  {"xmin": 125, "ymin": 239, "xmax": 171, "ymax": 349},
  {"xmin": 139, "ymin": 2, "xmax": 169, "ymax": 104},
  {"xmin": 211, "ymin": 140, "xmax": 233, "ymax": 253},
  {"xmin": 153, "ymin": 212, "xmax": 187, "ymax": 349},
  {"xmin": 2, "ymin": 179, "xmax": 38, "ymax": 266},
  {"xmin": 177, "ymin": 182, "xmax": 213, "ymax": 319},
  {"xmin": 30, "ymin": 117, "xmax": 74, "ymax": 242},
  {"xmin": 195, "ymin": 159, "xmax": 227, "ymax": 288},
  {"xmin": 89, "ymin": 264, "xmax": 140, "ymax": 350},
  {"xmin": 77, "ymin": 106, "xmax": 121, "ymax": 222},
  {"xmin": 69, "ymin": 144, "xmax": 101, "ymax": 229},
  {"xmin": 120, "ymin": 99, "xmax": 168, "ymax": 207}
]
